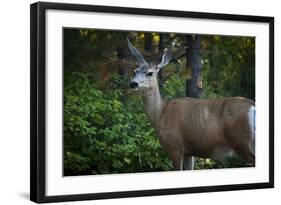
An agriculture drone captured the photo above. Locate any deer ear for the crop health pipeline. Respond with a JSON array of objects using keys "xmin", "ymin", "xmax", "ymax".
[
  {"xmin": 157, "ymin": 48, "xmax": 173, "ymax": 71},
  {"xmin": 127, "ymin": 37, "xmax": 148, "ymax": 66}
]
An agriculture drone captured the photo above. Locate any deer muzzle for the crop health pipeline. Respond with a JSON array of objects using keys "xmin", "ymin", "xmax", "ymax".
[{"xmin": 129, "ymin": 81, "xmax": 139, "ymax": 89}]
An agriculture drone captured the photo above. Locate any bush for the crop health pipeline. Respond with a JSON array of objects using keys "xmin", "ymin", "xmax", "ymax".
[{"xmin": 64, "ymin": 72, "xmax": 172, "ymax": 175}]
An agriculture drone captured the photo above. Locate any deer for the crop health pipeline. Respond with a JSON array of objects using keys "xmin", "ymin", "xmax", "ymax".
[{"xmin": 127, "ymin": 38, "xmax": 255, "ymax": 170}]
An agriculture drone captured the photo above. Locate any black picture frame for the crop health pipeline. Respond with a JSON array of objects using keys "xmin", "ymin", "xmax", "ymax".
[{"xmin": 30, "ymin": 1, "xmax": 274, "ymax": 203}]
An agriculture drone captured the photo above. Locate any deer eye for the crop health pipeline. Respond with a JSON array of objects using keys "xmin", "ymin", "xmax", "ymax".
[{"xmin": 146, "ymin": 72, "xmax": 153, "ymax": 77}]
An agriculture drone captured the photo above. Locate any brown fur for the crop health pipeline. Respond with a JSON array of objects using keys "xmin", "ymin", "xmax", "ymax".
[{"xmin": 156, "ymin": 97, "xmax": 255, "ymax": 170}]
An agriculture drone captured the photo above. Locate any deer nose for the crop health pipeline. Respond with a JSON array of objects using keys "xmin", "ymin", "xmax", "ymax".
[{"xmin": 129, "ymin": 81, "xmax": 138, "ymax": 89}]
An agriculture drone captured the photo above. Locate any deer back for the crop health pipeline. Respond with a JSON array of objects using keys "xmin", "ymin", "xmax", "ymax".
[{"xmin": 157, "ymin": 96, "xmax": 254, "ymax": 157}]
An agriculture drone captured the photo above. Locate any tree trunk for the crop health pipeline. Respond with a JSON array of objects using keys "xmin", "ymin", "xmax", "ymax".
[
  {"xmin": 186, "ymin": 34, "xmax": 203, "ymax": 98},
  {"xmin": 159, "ymin": 33, "xmax": 165, "ymax": 52},
  {"xmin": 144, "ymin": 33, "xmax": 153, "ymax": 53},
  {"xmin": 116, "ymin": 34, "xmax": 130, "ymax": 79}
]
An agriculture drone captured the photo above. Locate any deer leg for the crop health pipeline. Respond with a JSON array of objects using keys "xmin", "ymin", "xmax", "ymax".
[
  {"xmin": 183, "ymin": 156, "xmax": 194, "ymax": 170},
  {"xmin": 226, "ymin": 138, "xmax": 255, "ymax": 166},
  {"xmin": 250, "ymin": 134, "xmax": 255, "ymax": 154},
  {"xmin": 225, "ymin": 120, "xmax": 255, "ymax": 166},
  {"xmin": 170, "ymin": 151, "xmax": 184, "ymax": 170},
  {"xmin": 234, "ymin": 144, "xmax": 255, "ymax": 166}
]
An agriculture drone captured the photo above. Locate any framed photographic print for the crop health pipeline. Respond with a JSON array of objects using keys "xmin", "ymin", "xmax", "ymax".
[{"xmin": 30, "ymin": 1, "xmax": 274, "ymax": 203}]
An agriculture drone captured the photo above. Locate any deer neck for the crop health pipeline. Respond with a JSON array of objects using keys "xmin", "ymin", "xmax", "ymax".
[{"xmin": 142, "ymin": 81, "xmax": 164, "ymax": 129}]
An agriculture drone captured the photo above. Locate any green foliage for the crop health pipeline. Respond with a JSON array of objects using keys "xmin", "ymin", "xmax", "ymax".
[
  {"xmin": 194, "ymin": 158, "xmax": 216, "ymax": 169},
  {"xmin": 194, "ymin": 155, "xmax": 249, "ymax": 170},
  {"xmin": 201, "ymin": 36, "xmax": 255, "ymax": 99},
  {"xmin": 161, "ymin": 74, "xmax": 186, "ymax": 100},
  {"xmin": 211, "ymin": 155, "xmax": 249, "ymax": 169},
  {"xmin": 64, "ymin": 72, "xmax": 172, "ymax": 175},
  {"xmin": 64, "ymin": 152, "xmax": 91, "ymax": 175}
]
